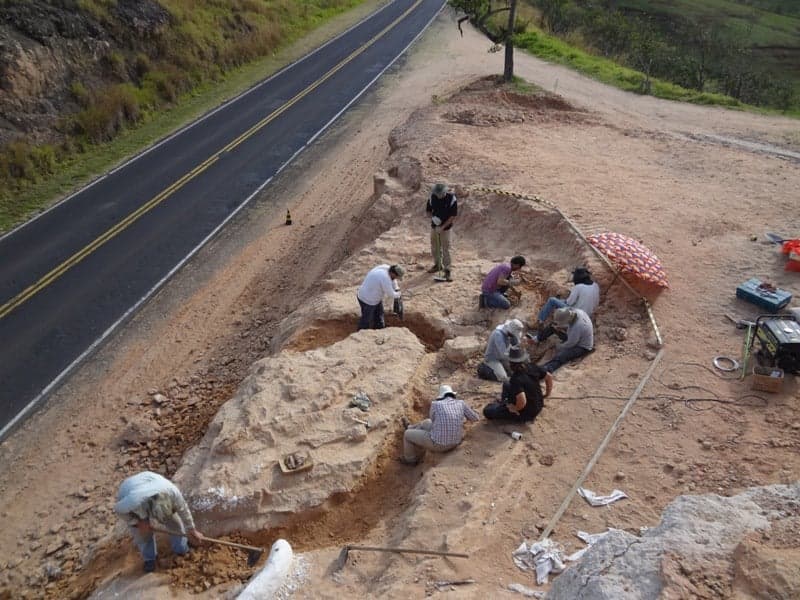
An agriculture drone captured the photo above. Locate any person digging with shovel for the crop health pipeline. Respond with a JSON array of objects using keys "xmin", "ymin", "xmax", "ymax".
[
  {"xmin": 426, "ymin": 183, "xmax": 457, "ymax": 282},
  {"xmin": 115, "ymin": 471, "xmax": 205, "ymax": 573}
]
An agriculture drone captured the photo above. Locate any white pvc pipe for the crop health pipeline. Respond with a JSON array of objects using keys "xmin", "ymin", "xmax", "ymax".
[{"xmin": 237, "ymin": 539, "xmax": 294, "ymax": 599}]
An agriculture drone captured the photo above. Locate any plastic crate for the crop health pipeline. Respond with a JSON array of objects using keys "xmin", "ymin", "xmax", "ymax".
[{"xmin": 751, "ymin": 366, "xmax": 784, "ymax": 393}]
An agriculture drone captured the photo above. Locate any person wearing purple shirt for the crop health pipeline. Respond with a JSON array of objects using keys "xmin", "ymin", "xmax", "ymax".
[{"xmin": 480, "ymin": 255, "xmax": 526, "ymax": 309}]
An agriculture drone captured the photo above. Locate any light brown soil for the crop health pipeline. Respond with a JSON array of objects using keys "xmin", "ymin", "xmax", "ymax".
[{"xmin": 1, "ymin": 10, "xmax": 799, "ymax": 600}]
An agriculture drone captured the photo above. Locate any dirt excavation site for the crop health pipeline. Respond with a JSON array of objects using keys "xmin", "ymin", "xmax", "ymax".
[{"xmin": 2, "ymin": 12, "xmax": 800, "ymax": 600}]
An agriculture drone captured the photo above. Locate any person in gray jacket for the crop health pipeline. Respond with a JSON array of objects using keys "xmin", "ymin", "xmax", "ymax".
[
  {"xmin": 540, "ymin": 307, "xmax": 594, "ymax": 373},
  {"xmin": 477, "ymin": 318, "xmax": 525, "ymax": 382},
  {"xmin": 114, "ymin": 471, "xmax": 204, "ymax": 572}
]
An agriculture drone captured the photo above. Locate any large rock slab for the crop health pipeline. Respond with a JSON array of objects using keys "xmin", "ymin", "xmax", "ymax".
[
  {"xmin": 174, "ymin": 328, "xmax": 425, "ymax": 535},
  {"xmin": 547, "ymin": 483, "xmax": 800, "ymax": 599}
]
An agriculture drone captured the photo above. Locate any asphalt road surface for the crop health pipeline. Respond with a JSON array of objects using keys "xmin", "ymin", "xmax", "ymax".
[{"xmin": 0, "ymin": 0, "xmax": 446, "ymax": 439}]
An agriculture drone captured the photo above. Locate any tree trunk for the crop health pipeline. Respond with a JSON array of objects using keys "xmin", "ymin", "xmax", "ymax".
[{"xmin": 503, "ymin": 0, "xmax": 518, "ymax": 82}]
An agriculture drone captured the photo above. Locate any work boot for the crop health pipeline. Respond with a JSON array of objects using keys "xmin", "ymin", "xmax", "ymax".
[
  {"xmin": 444, "ymin": 269, "xmax": 452, "ymax": 282},
  {"xmin": 143, "ymin": 559, "xmax": 156, "ymax": 573},
  {"xmin": 427, "ymin": 264, "xmax": 442, "ymax": 273}
]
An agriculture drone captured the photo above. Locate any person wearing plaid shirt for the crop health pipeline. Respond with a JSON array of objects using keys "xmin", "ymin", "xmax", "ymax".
[{"xmin": 401, "ymin": 385, "xmax": 480, "ymax": 465}]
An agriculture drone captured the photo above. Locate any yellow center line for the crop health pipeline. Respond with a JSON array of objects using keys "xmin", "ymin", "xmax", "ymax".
[{"xmin": 0, "ymin": 0, "xmax": 424, "ymax": 321}]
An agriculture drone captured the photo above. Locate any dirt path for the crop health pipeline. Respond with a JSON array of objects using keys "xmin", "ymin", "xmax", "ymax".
[{"xmin": 1, "ymin": 9, "xmax": 798, "ymax": 599}]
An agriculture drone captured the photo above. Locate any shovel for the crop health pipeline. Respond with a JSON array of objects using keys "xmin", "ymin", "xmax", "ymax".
[
  {"xmin": 432, "ymin": 231, "xmax": 449, "ymax": 283},
  {"xmin": 332, "ymin": 544, "xmax": 468, "ymax": 573},
  {"xmin": 153, "ymin": 527, "xmax": 264, "ymax": 567}
]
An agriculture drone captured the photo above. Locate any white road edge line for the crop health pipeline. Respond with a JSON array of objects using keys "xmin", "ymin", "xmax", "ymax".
[{"xmin": 0, "ymin": 0, "xmax": 446, "ymax": 442}]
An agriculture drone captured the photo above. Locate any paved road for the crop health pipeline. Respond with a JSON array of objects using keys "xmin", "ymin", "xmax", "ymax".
[{"xmin": 0, "ymin": 0, "xmax": 445, "ymax": 438}]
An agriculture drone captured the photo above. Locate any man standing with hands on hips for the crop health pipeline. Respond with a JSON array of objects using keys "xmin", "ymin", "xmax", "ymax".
[{"xmin": 426, "ymin": 183, "xmax": 457, "ymax": 282}]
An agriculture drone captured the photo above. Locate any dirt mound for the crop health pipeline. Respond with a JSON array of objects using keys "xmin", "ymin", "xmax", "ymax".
[{"xmin": 442, "ymin": 75, "xmax": 592, "ymax": 127}]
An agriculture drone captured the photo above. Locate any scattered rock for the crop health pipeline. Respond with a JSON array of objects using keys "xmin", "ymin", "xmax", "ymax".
[
  {"xmin": 614, "ymin": 471, "xmax": 626, "ymax": 481},
  {"xmin": 539, "ymin": 455, "xmax": 555, "ymax": 467}
]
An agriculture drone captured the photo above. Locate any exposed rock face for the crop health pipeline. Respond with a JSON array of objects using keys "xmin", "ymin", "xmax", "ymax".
[
  {"xmin": 547, "ymin": 483, "xmax": 800, "ymax": 599},
  {"xmin": 0, "ymin": 0, "xmax": 169, "ymax": 146},
  {"xmin": 174, "ymin": 328, "xmax": 426, "ymax": 535}
]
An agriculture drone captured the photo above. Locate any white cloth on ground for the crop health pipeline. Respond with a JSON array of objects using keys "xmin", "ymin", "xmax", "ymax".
[{"xmin": 578, "ymin": 487, "xmax": 628, "ymax": 506}]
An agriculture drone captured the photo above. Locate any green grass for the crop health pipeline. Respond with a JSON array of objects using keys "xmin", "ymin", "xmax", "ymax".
[
  {"xmin": 0, "ymin": 0, "xmax": 381, "ymax": 232},
  {"xmin": 514, "ymin": 28, "xmax": 755, "ymax": 107},
  {"xmin": 620, "ymin": 0, "xmax": 800, "ymax": 46}
]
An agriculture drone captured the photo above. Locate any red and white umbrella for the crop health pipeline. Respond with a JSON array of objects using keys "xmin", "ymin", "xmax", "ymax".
[{"xmin": 587, "ymin": 232, "xmax": 669, "ymax": 288}]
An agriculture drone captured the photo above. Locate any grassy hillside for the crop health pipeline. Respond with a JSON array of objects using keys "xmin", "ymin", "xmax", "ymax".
[
  {"xmin": 507, "ymin": 0, "xmax": 800, "ymax": 115},
  {"xmin": 0, "ymin": 0, "xmax": 371, "ymax": 231}
]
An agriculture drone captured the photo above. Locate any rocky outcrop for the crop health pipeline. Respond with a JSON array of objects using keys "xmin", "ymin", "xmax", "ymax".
[
  {"xmin": 0, "ymin": 0, "xmax": 169, "ymax": 146},
  {"xmin": 547, "ymin": 483, "xmax": 800, "ymax": 599},
  {"xmin": 174, "ymin": 328, "xmax": 426, "ymax": 535}
]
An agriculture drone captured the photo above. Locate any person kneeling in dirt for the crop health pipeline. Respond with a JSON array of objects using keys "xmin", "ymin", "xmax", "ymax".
[
  {"xmin": 483, "ymin": 347, "xmax": 552, "ymax": 423},
  {"xmin": 480, "ymin": 255, "xmax": 526, "ymax": 309},
  {"xmin": 115, "ymin": 471, "xmax": 204, "ymax": 573},
  {"xmin": 401, "ymin": 385, "xmax": 480, "ymax": 465},
  {"xmin": 534, "ymin": 267, "xmax": 600, "ymax": 342},
  {"xmin": 477, "ymin": 318, "xmax": 525, "ymax": 383},
  {"xmin": 538, "ymin": 307, "xmax": 594, "ymax": 373},
  {"xmin": 356, "ymin": 264, "xmax": 404, "ymax": 330}
]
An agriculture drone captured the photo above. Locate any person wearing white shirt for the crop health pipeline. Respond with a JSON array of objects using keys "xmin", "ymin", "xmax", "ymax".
[{"xmin": 357, "ymin": 264, "xmax": 404, "ymax": 330}]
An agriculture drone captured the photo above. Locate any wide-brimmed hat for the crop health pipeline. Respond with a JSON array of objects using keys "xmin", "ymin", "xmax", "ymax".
[
  {"xmin": 508, "ymin": 346, "xmax": 529, "ymax": 363},
  {"xmin": 504, "ymin": 318, "xmax": 524, "ymax": 339},
  {"xmin": 431, "ymin": 183, "xmax": 447, "ymax": 198},
  {"xmin": 553, "ymin": 307, "xmax": 575, "ymax": 327},
  {"xmin": 436, "ymin": 384, "xmax": 456, "ymax": 400}
]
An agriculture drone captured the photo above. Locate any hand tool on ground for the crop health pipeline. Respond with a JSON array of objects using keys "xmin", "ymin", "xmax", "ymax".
[
  {"xmin": 153, "ymin": 527, "xmax": 264, "ymax": 566},
  {"xmin": 764, "ymin": 232, "xmax": 792, "ymax": 244},
  {"xmin": 723, "ymin": 314, "xmax": 756, "ymax": 329},
  {"xmin": 351, "ymin": 416, "xmax": 370, "ymax": 428},
  {"xmin": 741, "ymin": 321, "xmax": 755, "ymax": 380},
  {"xmin": 332, "ymin": 544, "xmax": 469, "ymax": 573}
]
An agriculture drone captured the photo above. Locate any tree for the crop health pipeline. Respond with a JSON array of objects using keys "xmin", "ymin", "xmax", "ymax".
[
  {"xmin": 503, "ymin": 0, "xmax": 518, "ymax": 81},
  {"xmin": 450, "ymin": 0, "xmax": 519, "ymax": 80}
]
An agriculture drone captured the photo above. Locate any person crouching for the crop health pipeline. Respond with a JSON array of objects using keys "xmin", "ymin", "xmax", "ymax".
[
  {"xmin": 483, "ymin": 347, "xmax": 552, "ymax": 423},
  {"xmin": 401, "ymin": 385, "xmax": 480, "ymax": 465}
]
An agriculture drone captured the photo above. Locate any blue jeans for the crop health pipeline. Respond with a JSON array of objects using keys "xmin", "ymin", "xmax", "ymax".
[
  {"xmin": 131, "ymin": 527, "xmax": 188, "ymax": 561},
  {"xmin": 542, "ymin": 346, "xmax": 592, "ymax": 373},
  {"xmin": 482, "ymin": 291, "xmax": 511, "ymax": 310},
  {"xmin": 358, "ymin": 297, "xmax": 385, "ymax": 330},
  {"xmin": 538, "ymin": 297, "xmax": 567, "ymax": 322}
]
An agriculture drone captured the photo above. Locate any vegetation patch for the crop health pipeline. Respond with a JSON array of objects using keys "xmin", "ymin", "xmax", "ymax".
[{"xmin": 0, "ymin": 0, "xmax": 368, "ymax": 231}]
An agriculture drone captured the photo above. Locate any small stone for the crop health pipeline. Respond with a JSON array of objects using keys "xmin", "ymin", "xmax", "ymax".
[
  {"xmin": 791, "ymin": 422, "xmax": 800, "ymax": 430},
  {"xmin": 539, "ymin": 455, "xmax": 555, "ymax": 467},
  {"xmin": 43, "ymin": 563, "xmax": 62, "ymax": 581},
  {"xmin": 614, "ymin": 471, "xmax": 626, "ymax": 481},
  {"xmin": 152, "ymin": 393, "xmax": 167, "ymax": 405},
  {"xmin": 702, "ymin": 440, "xmax": 713, "ymax": 450}
]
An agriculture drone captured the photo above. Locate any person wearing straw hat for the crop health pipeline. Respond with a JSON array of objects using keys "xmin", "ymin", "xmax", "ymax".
[
  {"xmin": 426, "ymin": 183, "xmax": 458, "ymax": 281},
  {"xmin": 540, "ymin": 307, "xmax": 594, "ymax": 373},
  {"xmin": 400, "ymin": 384, "xmax": 480, "ymax": 465},
  {"xmin": 356, "ymin": 264, "xmax": 404, "ymax": 330},
  {"xmin": 477, "ymin": 318, "xmax": 525, "ymax": 382},
  {"xmin": 114, "ymin": 471, "xmax": 205, "ymax": 573},
  {"xmin": 483, "ymin": 347, "xmax": 551, "ymax": 422}
]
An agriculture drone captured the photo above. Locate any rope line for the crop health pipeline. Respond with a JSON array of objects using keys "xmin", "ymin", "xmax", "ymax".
[{"xmin": 469, "ymin": 185, "xmax": 663, "ymax": 346}]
